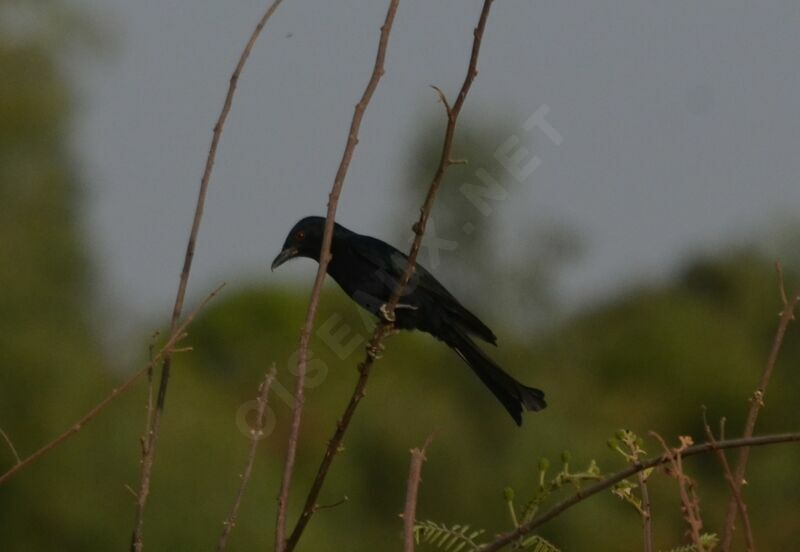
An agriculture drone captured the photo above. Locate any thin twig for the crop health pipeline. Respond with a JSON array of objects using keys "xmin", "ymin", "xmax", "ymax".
[
  {"xmin": 629, "ymin": 443, "xmax": 652, "ymax": 552},
  {"xmin": 638, "ymin": 470, "xmax": 652, "ymax": 552},
  {"xmin": 273, "ymin": 2, "xmax": 401, "ymax": 551},
  {"xmin": 702, "ymin": 408, "xmax": 754, "ymax": 552},
  {"xmin": 776, "ymin": 261, "xmax": 791, "ymax": 309},
  {"xmin": 313, "ymin": 495, "xmax": 349, "ymax": 512},
  {"xmin": 139, "ymin": 334, "xmax": 159, "ymax": 459},
  {"xmin": 283, "ymin": 351, "xmax": 375, "ymax": 552},
  {"xmin": 650, "ymin": 433, "xmax": 704, "ymax": 550},
  {"xmin": 720, "ymin": 264, "xmax": 798, "ymax": 551},
  {"xmin": 388, "ymin": 0, "xmax": 496, "ymax": 316},
  {"xmin": 283, "ymin": 3, "xmax": 496, "ymax": 550},
  {"xmin": 0, "ymin": 284, "xmax": 223, "ymax": 487},
  {"xmin": 129, "ymin": 2, "xmax": 286, "ymax": 550},
  {"xmin": 478, "ymin": 432, "xmax": 800, "ymax": 552},
  {"xmin": 216, "ymin": 367, "xmax": 277, "ymax": 552},
  {"xmin": 0, "ymin": 428, "xmax": 20, "ymax": 465},
  {"xmin": 402, "ymin": 434, "xmax": 436, "ymax": 552}
]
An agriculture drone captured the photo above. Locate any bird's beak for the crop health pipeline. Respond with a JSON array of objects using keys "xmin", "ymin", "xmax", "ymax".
[{"xmin": 271, "ymin": 246, "xmax": 299, "ymax": 271}]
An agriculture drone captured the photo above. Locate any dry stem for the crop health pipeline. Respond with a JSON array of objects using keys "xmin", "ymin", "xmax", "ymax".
[
  {"xmin": 650, "ymin": 433, "xmax": 705, "ymax": 550},
  {"xmin": 128, "ymin": 2, "xmax": 286, "ymax": 550},
  {"xmin": 216, "ymin": 367, "xmax": 277, "ymax": 552},
  {"xmin": 0, "ymin": 428, "xmax": 20, "ymax": 465},
  {"xmin": 403, "ymin": 434, "xmax": 435, "ymax": 552},
  {"xmin": 273, "ymin": 2, "xmax": 401, "ymax": 550},
  {"xmin": 720, "ymin": 263, "xmax": 798, "ymax": 551},
  {"xmin": 630, "ymin": 444, "xmax": 652, "ymax": 552},
  {"xmin": 702, "ymin": 409, "xmax": 754, "ymax": 552}
]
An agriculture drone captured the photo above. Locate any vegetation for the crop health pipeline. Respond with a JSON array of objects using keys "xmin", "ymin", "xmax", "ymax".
[{"xmin": 1, "ymin": 2, "xmax": 798, "ymax": 551}]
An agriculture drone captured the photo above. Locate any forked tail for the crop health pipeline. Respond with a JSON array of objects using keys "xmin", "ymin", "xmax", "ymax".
[{"xmin": 445, "ymin": 328, "xmax": 546, "ymax": 425}]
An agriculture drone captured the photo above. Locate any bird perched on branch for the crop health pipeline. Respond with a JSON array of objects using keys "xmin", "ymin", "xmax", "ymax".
[{"xmin": 271, "ymin": 216, "xmax": 546, "ymax": 425}]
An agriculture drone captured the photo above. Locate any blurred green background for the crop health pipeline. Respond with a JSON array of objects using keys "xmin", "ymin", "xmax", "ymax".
[{"xmin": 1, "ymin": 3, "xmax": 799, "ymax": 551}]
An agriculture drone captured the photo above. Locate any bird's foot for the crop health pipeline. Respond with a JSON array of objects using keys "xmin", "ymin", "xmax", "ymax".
[
  {"xmin": 379, "ymin": 302, "xmax": 418, "ymax": 323},
  {"xmin": 378, "ymin": 303, "xmax": 396, "ymax": 322}
]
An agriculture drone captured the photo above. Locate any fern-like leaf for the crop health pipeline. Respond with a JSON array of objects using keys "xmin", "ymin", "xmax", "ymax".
[
  {"xmin": 413, "ymin": 520, "xmax": 561, "ymax": 552},
  {"xmin": 519, "ymin": 534, "xmax": 561, "ymax": 551},
  {"xmin": 661, "ymin": 532, "xmax": 719, "ymax": 552},
  {"xmin": 414, "ymin": 521, "xmax": 485, "ymax": 552}
]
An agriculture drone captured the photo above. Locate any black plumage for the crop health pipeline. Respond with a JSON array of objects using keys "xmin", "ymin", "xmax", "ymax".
[{"xmin": 271, "ymin": 216, "xmax": 546, "ymax": 425}]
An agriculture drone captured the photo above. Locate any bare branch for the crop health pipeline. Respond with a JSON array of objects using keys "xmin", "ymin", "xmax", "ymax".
[
  {"xmin": 637, "ymin": 469, "xmax": 652, "ymax": 552},
  {"xmin": 0, "ymin": 284, "xmax": 223, "ymax": 487},
  {"xmin": 702, "ymin": 409, "xmax": 754, "ymax": 552},
  {"xmin": 283, "ymin": 2, "xmax": 497, "ymax": 550},
  {"xmin": 650, "ymin": 433, "xmax": 705, "ymax": 550},
  {"xmin": 0, "ymin": 428, "xmax": 20, "ymax": 465},
  {"xmin": 628, "ymin": 440, "xmax": 652, "ymax": 552},
  {"xmin": 479, "ymin": 432, "xmax": 800, "ymax": 552},
  {"xmin": 273, "ymin": 2, "xmax": 401, "ymax": 550},
  {"xmin": 403, "ymin": 434, "xmax": 436, "ymax": 552},
  {"xmin": 283, "ymin": 353, "xmax": 373, "ymax": 552},
  {"xmin": 720, "ymin": 266, "xmax": 799, "ymax": 551},
  {"xmin": 776, "ymin": 260, "xmax": 792, "ymax": 312},
  {"xmin": 138, "ymin": 334, "xmax": 160, "ymax": 460},
  {"xmin": 217, "ymin": 367, "xmax": 277, "ymax": 552},
  {"xmin": 128, "ymin": 2, "xmax": 286, "ymax": 549},
  {"xmin": 388, "ymin": 0, "xmax": 496, "ymax": 315},
  {"xmin": 429, "ymin": 85, "xmax": 452, "ymax": 115}
]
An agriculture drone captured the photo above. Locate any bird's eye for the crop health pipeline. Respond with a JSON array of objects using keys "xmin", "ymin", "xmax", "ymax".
[{"xmin": 296, "ymin": 230, "xmax": 306, "ymax": 241}]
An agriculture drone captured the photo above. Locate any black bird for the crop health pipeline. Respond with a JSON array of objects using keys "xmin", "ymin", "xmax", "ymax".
[{"xmin": 271, "ymin": 216, "xmax": 546, "ymax": 425}]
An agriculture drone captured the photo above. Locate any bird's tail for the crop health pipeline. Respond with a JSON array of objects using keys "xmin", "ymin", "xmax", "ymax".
[{"xmin": 445, "ymin": 328, "xmax": 546, "ymax": 425}]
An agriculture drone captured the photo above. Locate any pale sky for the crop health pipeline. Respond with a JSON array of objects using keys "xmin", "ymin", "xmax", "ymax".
[{"xmin": 72, "ymin": 0, "xmax": 800, "ymax": 333}]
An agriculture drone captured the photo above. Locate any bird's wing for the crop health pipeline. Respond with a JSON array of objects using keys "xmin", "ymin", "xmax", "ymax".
[{"xmin": 349, "ymin": 235, "xmax": 497, "ymax": 345}]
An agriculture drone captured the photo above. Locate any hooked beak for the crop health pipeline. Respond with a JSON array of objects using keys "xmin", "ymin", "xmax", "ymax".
[{"xmin": 271, "ymin": 246, "xmax": 299, "ymax": 271}]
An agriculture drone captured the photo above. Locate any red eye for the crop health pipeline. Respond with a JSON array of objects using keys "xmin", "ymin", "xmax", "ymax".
[{"xmin": 296, "ymin": 231, "xmax": 306, "ymax": 241}]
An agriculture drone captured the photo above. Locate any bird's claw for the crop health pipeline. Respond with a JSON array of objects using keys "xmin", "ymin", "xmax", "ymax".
[
  {"xmin": 379, "ymin": 303, "xmax": 396, "ymax": 322},
  {"xmin": 379, "ymin": 302, "xmax": 418, "ymax": 322}
]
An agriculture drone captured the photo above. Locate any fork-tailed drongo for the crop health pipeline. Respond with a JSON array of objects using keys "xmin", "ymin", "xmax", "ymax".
[{"xmin": 272, "ymin": 216, "xmax": 546, "ymax": 425}]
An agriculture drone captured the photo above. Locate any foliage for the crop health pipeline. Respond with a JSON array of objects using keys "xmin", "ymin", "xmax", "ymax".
[
  {"xmin": 514, "ymin": 452, "xmax": 603, "ymax": 525},
  {"xmin": 414, "ymin": 521, "xmax": 560, "ymax": 552},
  {"xmin": 413, "ymin": 520, "xmax": 559, "ymax": 552},
  {"xmin": 414, "ymin": 451, "xmax": 599, "ymax": 551},
  {"xmin": 662, "ymin": 533, "xmax": 719, "ymax": 552},
  {"xmin": 414, "ymin": 521, "xmax": 485, "ymax": 552},
  {"xmin": 607, "ymin": 429, "xmax": 652, "ymax": 515}
]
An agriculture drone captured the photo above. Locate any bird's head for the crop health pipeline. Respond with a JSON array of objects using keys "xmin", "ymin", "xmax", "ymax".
[{"xmin": 271, "ymin": 216, "xmax": 328, "ymax": 271}]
